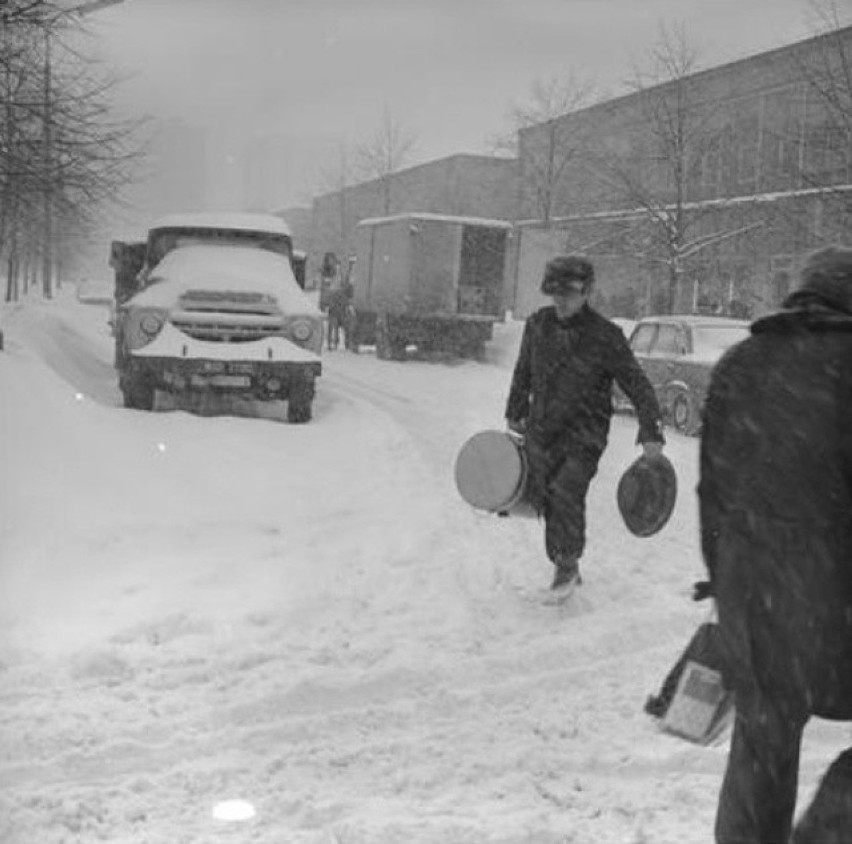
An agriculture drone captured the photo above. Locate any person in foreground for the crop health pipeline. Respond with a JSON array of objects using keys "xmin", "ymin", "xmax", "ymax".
[
  {"xmin": 698, "ymin": 245, "xmax": 852, "ymax": 844},
  {"xmin": 505, "ymin": 255, "xmax": 665, "ymax": 594}
]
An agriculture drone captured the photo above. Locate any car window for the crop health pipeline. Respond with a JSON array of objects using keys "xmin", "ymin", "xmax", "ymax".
[
  {"xmin": 651, "ymin": 324, "xmax": 683, "ymax": 356},
  {"xmin": 630, "ymin": 324, "xmax": 657, "ymax": 354},
  {"xmin": 692, "ymin": 325, "xmax": 750, "ymax": 355}
]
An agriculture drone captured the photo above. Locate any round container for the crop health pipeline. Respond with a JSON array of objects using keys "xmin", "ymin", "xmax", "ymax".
[{"xmin": 454, "ymin": 429, "xmax": 537, "ymax": 517}]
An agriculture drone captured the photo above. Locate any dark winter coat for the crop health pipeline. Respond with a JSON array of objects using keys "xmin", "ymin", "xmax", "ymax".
[
  {"xmin": 506, "ymin": 305, "xmax": 663, "ymax": 453},
  {"xmin": 506, "ymin": 304, "xmax": 664, "ymax": 509},
  {"xmin": 327, "ymin": 283, "xmax": 353, "ymax": 323},
  {"xmin": 699, "ymin": 304, "xmax": 852, "ymax": 719}
]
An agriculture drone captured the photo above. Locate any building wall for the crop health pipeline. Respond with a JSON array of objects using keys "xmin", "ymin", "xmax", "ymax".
[
  {"xmin": 512, "ymin": 26, "xmax": 852, "ymax": 318},
  {"xmin": 309, "ymin": 154, "xmax": 517, "ymax": 281},
  {"xmin": 274, "ymin": 206, "xmax": 312, "ymax": 250},
  {"xmin": 520, "ymin": 27, "xmax": 852, "ymax": 216},
  {"xmin": 511, "ymin": 188, "xmax": 852, "ymax": 320}
]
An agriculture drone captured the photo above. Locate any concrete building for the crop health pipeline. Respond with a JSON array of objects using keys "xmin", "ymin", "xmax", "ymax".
[
  {"xmin": 512, "ymin": 25, "xmax": 852, "ymax": 318},
  {"xmin": 310, "ymin": 153, "xmax": 518, "ymax": 279}
]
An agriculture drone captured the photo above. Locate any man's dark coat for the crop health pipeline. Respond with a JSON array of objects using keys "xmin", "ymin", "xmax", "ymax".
[
  {"xmin": 699, "ymin": 301, "xmax": 852, "ymax": 843},
  {"xmin": 700, "ymin": 305, "xmax": 852, "ymax": 716},
  {"xmin": 505, "ymin": 305, "xmax": 663, "ymax": 512}
]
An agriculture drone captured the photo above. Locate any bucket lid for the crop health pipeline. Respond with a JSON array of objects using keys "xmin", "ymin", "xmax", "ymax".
[{"xmin": 617, "ymin": 453, "xmax": 678, "ymax": 537}]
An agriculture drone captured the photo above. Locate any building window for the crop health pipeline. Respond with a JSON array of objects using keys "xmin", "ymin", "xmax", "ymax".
[
  {"xmin": 699, "ymin": 143, "xmax": 720, "ymax": 188},
  {"xmin": 804, "ymin": 123, "xmax": 850, "ymax": 185}
]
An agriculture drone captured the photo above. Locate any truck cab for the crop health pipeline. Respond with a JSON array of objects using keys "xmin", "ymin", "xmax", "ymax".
[{"xmin": 112, "ymin": 212, "xmax": 322, "ymax": 423}]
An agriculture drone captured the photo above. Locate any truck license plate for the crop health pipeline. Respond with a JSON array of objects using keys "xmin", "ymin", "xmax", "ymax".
[
  {"xmin": 210, "ymin": 374, "xmax": 251, "ymax": 388},
  {"xmin": 189, "ymin": 373, "xmax": 251, "ymax": 388}
]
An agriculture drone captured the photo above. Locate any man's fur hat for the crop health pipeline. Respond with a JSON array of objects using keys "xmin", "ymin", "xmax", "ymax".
[
  {"xmin": 540, "ymin": 255, "xmax": 595, "ymax": 296},
  {"xmin": 784, "ymin": 246, "xmax": 852, "ymax": 315}
]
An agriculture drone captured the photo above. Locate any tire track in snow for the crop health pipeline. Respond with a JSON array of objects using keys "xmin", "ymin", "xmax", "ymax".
[{"xmin": 9, "ymin": 308, "xmax": 120, "ymax": 406}]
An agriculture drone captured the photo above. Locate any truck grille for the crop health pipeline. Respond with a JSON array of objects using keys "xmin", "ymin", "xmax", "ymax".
[
  {"xmin": 170, "ymin": 311, "xmax": 285, "ymax": 342},
  {"xmin": 171, "ymin": 289, "xmax": 286, "ymax": 342}
]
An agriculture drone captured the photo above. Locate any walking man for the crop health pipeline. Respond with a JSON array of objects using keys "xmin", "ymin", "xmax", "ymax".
[
  {"xmin": 698, "ymin": 246, "xmax": 852, "ymax": 843},
  {"xmin": 505, "ymin": 255, "xmax": 665, "ymax": 594}
]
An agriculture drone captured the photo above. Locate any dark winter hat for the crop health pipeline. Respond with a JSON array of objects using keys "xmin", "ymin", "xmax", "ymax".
[
  {"xmin": 617, "ymin": 453, "xmax": 677, "ymax": 538},
  {"xmin": 784, "ymin": 245, "xmax": 852, "ymax": 315},
  {"xmin": 540, "ymin": 255, "xmax": 595, "ymax": 296}
]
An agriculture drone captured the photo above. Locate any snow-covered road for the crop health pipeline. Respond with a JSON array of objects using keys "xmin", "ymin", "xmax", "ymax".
[{"xmin": 0, "ymin": 290, "xmax": 847, "ymax": 843}]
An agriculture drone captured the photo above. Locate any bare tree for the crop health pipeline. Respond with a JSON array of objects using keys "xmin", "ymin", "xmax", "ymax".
[
  {"xmin": 803, "ymin": 1, "xmax": 852, "ymax": 132},
  {"xmin": 492, "ymin": 73, "xmax": 595, "ymax": 225},
  {"xmin": 590, "ymin": 24, "xmax": 760, "ymax": 313},
  {"xmin": 354, "ymin": 105, "xmax": 416, "ymax": 215},
  {"xmin": 311, "ymin": 140, "xmax": 356, "ymax": 259},
  {"xmin": 791, "ymin": 1, "xmax": 852, "ymax": 213},
  {"xmin": 1, "ymin": 0, "xmax": 146, "ymax": 301}
]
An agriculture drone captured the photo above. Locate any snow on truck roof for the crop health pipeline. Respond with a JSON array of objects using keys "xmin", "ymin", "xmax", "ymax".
[
  {"xmin": 131, "ymin": 245, "xmax": 319, "ymax": 313},
  {"xmin": 357, "ymin": 212, "xmax": 513, "ymax": 229},
  {"xmin": 149, "ymin": 212, "xmax": 291, "ymax": 236}
]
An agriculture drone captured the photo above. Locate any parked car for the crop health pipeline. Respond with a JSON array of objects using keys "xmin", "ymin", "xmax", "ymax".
[
  {"xmin": 614, "ymin": 315, "xmax": 751, "ymax": 436},
  {"xmin": 611, "ymin": 317, "xmax": 637, "ymax": 339}
]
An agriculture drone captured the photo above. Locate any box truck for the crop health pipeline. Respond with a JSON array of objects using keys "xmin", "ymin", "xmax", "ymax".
[{"xmin": 348, "ymin": 213, "xmax": 510, "ymax": 359}]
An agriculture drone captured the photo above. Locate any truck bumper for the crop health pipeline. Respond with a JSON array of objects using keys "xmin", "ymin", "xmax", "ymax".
[{"xmin": 129, "ymin": 357, "xmax": 321, "ymax": 400}]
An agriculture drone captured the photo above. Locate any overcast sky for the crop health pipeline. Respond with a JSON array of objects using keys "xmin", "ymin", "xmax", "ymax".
[{"xmin": 83, "ymin": 0, "xmax": 846, "ymax": 210}]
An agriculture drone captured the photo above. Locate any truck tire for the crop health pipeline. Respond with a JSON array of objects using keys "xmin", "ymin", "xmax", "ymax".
[
  {"xmin": 376, "ymin": 314, "xmax": 406, "ymax": 361},
  {"xmin": 121, "ymin": 372, "xmax": 155, "ymax": 411},
  {"xmin": 287, "ymin": 374, "xmax": 314, "ymax": 424},
  {"xmin": 457, "ymin": 336, "xmax": 486, "ymax": 360},
  {"xmin": 455, "ymin": 325, "xmax": 487, "ymax": 360}
]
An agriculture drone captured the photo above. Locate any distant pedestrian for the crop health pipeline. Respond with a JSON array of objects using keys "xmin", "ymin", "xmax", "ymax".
[
  {"xmin": 505, "ymin": 255, "xmax": 665, "ymax": 594},
  {"xmin": 319, "ymin": 251, "xmax": 340, "ymax": 312},
  {"xmin": 698, "ymin": 245, "xmax": 852, "ymax": 844},
  {"xmin": 326, "ymin": 279, "xmax": 353, "ymax": 351}
]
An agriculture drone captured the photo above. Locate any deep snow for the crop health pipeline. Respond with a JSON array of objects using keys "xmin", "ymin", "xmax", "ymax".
[{"xmin": 0, "ymin": 287, "xmax": 848, "ymax": 843}]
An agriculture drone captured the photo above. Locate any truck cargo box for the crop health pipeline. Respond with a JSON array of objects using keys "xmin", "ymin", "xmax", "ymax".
[{"xmin": 350, "ymin": 213, "xmax": 510, "ymax": 359}]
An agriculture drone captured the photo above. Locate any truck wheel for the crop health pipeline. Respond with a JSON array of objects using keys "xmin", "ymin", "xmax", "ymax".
[
  {"xmin": 287, "ymin": 375, "xmax": 314, "ymax": 424},
  {"xmin": 376, "ymin": 315, "xmax": 406, "ymax": 361},
  {"xmin": 122, "ymin": 373, "xmax": 155, "ymax": 411},
  {"xmin": 454, "ymin": 325, "xmax": 486, "ymax": 359},
  {"xmin": 457, "ymin": 337, "xmax": 485, "ymax": 360}
]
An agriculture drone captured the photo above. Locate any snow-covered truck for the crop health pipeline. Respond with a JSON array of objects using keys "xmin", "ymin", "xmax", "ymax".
[
  {"xmin": 348, "ymin": 213, "xmax": 510, "ymax": 359},
  {"xmin": 111, "ymin": 212, "xmax": 323, "ymax": 423}
]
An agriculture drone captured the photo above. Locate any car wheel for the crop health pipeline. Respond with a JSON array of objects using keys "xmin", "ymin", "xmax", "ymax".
[
  {"xmin": 670, "ymin": 390, "xmax": 699, "ymax": 436},
  {"xmin": 376, "ymin": 314, "xmax": 406, "ymax": 361}
]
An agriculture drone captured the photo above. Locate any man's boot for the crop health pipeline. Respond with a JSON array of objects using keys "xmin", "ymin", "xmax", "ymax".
[{"xmin": 550, "ymin": 554, "xmax": 582, "ymax": 594}]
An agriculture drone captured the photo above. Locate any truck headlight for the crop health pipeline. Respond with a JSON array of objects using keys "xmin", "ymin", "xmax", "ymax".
[
  {"xmin": 291, "ymin": 319, "xmax": 312, "ymax": 341},
  {"xmin": 140, "ymin": 312, "xmax": 165, "ymax": 337},
  {"xmin": 124, "ymin": 307, "xmax": 168, "ymax": 349}
]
